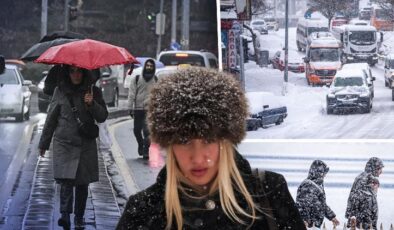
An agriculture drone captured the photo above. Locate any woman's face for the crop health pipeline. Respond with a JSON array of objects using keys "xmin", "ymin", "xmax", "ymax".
[
  {"xmin": 172, "ymin": 139, "xmax": 220, "ymax": 186},
  {"xmin": 69, "ymin": 66, "xmax": 83, "ymax": 85}
]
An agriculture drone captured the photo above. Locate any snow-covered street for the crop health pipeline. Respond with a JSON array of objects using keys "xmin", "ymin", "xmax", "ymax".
[{"xmin": 244, "ymin": 28, "xmax": 394, "ymax": 138}]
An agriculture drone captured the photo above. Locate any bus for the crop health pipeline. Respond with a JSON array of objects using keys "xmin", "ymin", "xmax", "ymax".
[{"xmin": 370, "ymin": 7, "xmax": 393, "ymax": 31}]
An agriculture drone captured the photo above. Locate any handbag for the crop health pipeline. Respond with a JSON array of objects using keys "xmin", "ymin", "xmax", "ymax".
[{"xmin": 66, "ymin": 94, "xmax": 99, "ymax": 139}]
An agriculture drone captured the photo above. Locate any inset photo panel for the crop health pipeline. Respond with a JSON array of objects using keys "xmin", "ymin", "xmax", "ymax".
[{"xmin": 219, "ymin": 0, "xmax": 394, "ymax": 139}]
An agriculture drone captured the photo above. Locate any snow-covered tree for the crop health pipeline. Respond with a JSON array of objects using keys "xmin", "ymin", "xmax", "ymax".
[
  {"xmin": 251, "ymin": 0, "xmax": 271, "ymax": 15},
  {"xmin": 308, "ymin": 0, "xmax": 355, "ymax": 28}
]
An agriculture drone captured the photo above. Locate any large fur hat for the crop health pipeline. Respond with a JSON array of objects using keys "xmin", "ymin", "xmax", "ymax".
[{"xmin": 148, "ymin": 67, "xmax": 248, "ymax": 148}]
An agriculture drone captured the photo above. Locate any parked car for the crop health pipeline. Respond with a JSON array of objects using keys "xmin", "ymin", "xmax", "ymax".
[
  {"xmin": 271, "ymin": 50, "xmax": 305, "ymax": 73},
  {"xmin": 245, "ymin": 91, "xmax": 287, "ymax": 131},
  {"xmin": 37, "ymin": 74, "xmax": 51, "ymax": 112},
  {"xmin": 157, "ymin": 50, "xmax": 218, "ymax": 68},
  {"xmin": 0, "ymin": 64, "xmax": 32, "ymax": 121},
  {"xmin": 264, "ymin": 17, "xmax": 279, "ymax": 31},
  {"xmin": 326, "ymin": 69, "xmax": 373, "ymax": 114},
  {"xmin": 341, "ymin": 63, "xmax": 376, "ymax": 98},
  {"xmin": 250, "ymin": 19, "xmax": 268, "ymax": 34},
  {"xmin": 97, "ymin": 66, "xmax": 119, "ymax": 107},
  {"xmin": 383, "ymin": 54, "xmax": 394, "ymax": 101}
]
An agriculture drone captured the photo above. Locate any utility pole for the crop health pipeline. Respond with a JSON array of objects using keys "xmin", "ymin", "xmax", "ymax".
[
  {"xmin": 41, "ymin": 0, "xmax": 48, "ymax": 38},
  {"xmin": 283, "ymin": 0, "xmax": 289, "ymax": 96},
  {"xmin": 181, "ymin": 0, "xmax": 190, "ymax": 50},
  {"xmin": 64, "ymin": 0, "xmax": 70, "ymax": 32},
  {"xmin": 156, "ymin": 0, "xmax": 165, "ymax": 56},
  {"xmin": 171, "ymin": 0, "xmax": 177, "ymax": 44}
]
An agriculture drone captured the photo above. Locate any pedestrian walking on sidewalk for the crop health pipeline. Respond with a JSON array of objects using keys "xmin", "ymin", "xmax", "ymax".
[
  {"xmin": 296, "ymin": 160, "xmax": 340, "ymax": 228},
  {"xmin": 345, "ymin": 157, "xmax": 383, "ymax": 229},
  {"xmin": 38, "ymin": 65, "xmax": 108, "ymax": 230},
  {"xmin": 346, "ymin": 173, "xmax": 379, "ymax": 229},
  {"xmin": 116, "ymin": 67, "xmax": 306, "ymax": 230},
  {"xmin": 127, "ymin": 59, "xmax": 158, "ymax": 160}
]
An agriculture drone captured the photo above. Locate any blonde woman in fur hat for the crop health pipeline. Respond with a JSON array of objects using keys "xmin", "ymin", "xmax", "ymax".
[{"xmin": 116, "ymin": 68, "xmax": 306, "ymax": 230}]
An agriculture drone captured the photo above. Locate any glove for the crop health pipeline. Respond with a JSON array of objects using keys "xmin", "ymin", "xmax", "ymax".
[{"xmin": 129, "ymin": 110, "xmax": 134, "ymax": 119}]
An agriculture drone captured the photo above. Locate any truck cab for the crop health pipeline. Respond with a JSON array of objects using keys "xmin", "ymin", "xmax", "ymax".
[
  {"xmin": 332, "ymin": 25, "xmax": 380, "ymax": 66},
  {"xmin": 304, "ymin": 32, "xmax": 341, "ymax": 86}
]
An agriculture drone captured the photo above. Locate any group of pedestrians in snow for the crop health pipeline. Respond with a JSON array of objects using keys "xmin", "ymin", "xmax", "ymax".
[{"xmin": 296, "ymin": 157, "xmax": 384, "ymax": 229}]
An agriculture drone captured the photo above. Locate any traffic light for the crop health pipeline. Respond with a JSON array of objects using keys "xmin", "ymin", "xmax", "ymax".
[
  {"xmin": 69, "ymin": 6, "xmax": 78, "ymax": 21},
  {"xmin": 147, "ymin": 12, "xmax": 156, "ymax": 31},
  {"xmin": 242, "ymin": 37, "xmax": 249, "ymax": 63}
]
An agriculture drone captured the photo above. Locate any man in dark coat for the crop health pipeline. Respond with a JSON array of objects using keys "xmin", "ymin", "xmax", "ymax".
[
  {"xmin": 127, "ymin": 59, "xmax": 157, "ymax": 159},
  {"xmin": 296, "ymin": 160, "xmax": 340, "ymax": 228},
  {"xmin": 345, "ymin": 157, "xmax": 383, "ymax": 228},
  {"xmin": 116, "ymin": 151, "xmax": 307, "ymax": 230},
  {"xmin": 346, "ymin": 173, "xmax": 379, "ymax": 229}
]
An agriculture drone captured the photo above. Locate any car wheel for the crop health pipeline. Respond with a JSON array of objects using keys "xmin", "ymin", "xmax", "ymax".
[
  {"xmin": 15, "ymin": 100, "xmax": 24, "ymax": 122},
  {"xmin": 24, "ymin": 107, "xmax": 30, "ymax": 120},
  {"xmin": 297, "ymin": 42, "xmax": 302, "ymax": 52},
  {"xmin": 275, "ymin": 116, "xmax": 283, "ymax": 125},
  {"xmin": 108, "ymin": 90, "xmax": 119, "ymax": 107}
]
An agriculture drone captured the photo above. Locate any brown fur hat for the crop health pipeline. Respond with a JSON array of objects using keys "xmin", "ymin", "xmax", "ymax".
[{"xmin": 147, "ymin": 67, "xmax": 248, "ymax": 148}]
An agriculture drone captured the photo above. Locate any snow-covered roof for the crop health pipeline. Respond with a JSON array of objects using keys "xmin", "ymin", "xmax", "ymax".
[
  {"xmin": 341, "ymin": 63, "xmax": 370, "ymax": 71},
  {"xmin": 336, "ymin": 68, "xmax": 365, "ymax": 78},
  {"xmin": 339, "ymin": 24, "xmax": 377, "ymax": 32}
]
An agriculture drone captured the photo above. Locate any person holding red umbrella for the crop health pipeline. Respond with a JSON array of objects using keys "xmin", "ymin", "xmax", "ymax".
[{"xmin": 38, "ymin": 65, "xmax": 108, "ymax": 229}]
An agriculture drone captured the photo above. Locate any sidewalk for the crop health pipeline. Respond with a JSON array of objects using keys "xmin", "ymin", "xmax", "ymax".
[{"xmin": 22, "ymin": 135, "xmax": 121, "ymax": 229}]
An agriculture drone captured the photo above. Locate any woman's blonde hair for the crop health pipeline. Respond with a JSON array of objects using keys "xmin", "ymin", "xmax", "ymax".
[{"xmin": 165, "ymin": 139, "xmax": 258, "ymax": 230}]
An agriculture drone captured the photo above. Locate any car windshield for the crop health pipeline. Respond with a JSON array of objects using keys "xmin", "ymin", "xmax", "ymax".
[
  {"xmin": 159, "ymin": 54, "xmax": 205, "ymax": 66},
  {"xmin": 252, "ymin": 21, "xmax": 265, "ymax": 25},
  {"xmin": 308, "ymin": 27, "xmax": 329, "ymax": 35},
  {"xmin": 310, "ymin": 48, "xmax": 340, "ymax": 62},
  {"xmin": 0, "ymin": 69, "xmax": 18, "ymax": 85},
  {"xmin": 376, "ymin": 9, "xmax": 391, "ymax": 20},
  {"xmin": 334, "ymin": 77, "xmax": 364, "ymax": 87},
  {"xmin": 349, "ymin": 31, "xmax": 376, "ymax": 45}
]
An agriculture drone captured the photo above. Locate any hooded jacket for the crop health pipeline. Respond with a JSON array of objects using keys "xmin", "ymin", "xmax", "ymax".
[
  {"xmin": 345, "ymin": 157, "xmax": 383, "ymax": 223},
  {"xmin": 116, "ymin": 152, "xmax": 306, "ymax": 230},
  {"xmin": 346, "ymin": 174, "xmax": 378, "ymax": 229},
  {"xmin": 296, "ymin": 160, "xmax": 336, "ymax": 228},
  {"xmin": 127, "ymin": 59, "xmax": 157, "ymax": 111}
]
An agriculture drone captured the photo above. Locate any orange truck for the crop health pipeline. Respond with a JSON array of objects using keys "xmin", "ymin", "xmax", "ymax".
[{"xmin": 304, "ymin": 32, "xmax": 342, "ymax": 86}]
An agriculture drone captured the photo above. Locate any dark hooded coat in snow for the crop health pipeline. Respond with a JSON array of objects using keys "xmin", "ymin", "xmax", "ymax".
[
  {"xmin": 38, "ymin": 69, "xmax": 108, "ymax": 184},
  {"xmin": 116, "ymin": 152, "xmax": 306, "ymax": 230},
  {"xmin": 346, "ymin": 174, "xmax": 379, "ymax": 229},
  {"xmin": 296, "ymin": 160, "xmax": 336, "ymax": 228}
]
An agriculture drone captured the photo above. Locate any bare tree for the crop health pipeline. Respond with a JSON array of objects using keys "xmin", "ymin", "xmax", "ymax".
[
  {"xmin": 375, "ymin": 0, "xmax": 394, "ymax": 20},
  {"xmin": 251, "ymin": 0, "xmax": 271, "ymax": 15},
  {"xmin": 308, "ymin": 0, "xmax": 355, "ymax": 28}
]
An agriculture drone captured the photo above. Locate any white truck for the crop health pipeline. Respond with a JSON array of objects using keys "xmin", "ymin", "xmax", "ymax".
[{"xmin": 331, "ymin": 25, "xmax": 382, "ymax": 66}]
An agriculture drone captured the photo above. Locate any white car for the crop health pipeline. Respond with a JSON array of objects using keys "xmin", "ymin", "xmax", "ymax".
[
  {"xmin": 326, "ymin": 69, "xmax": 372, "ymax": 114},
  {"xmin": 341, "ymin": 63, "xmax": 375, "ymax": 98},
  {"xmin": 264, "ymin": 18, "xmax": 279, "ymax": 31},
  {"xmin": 250, "ymin": 19, "xmax": 268, "ymax": 34},
  {"xmin": 157, "ymin": 50, "xmax": 218, "ymax": 69},
  {"xmin": 0, "ymin": 64, "xmax": 32, "ymax": 121}
]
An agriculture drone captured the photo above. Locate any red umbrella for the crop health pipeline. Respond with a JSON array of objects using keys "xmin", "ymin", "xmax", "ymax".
[{"xmin": 35, "ymin": 39, "xmax": 139, "ymax": 69}]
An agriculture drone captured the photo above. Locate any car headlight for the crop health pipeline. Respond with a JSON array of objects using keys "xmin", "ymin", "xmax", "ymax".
[{"xmin": 38, "ymin": 81, "xmax": 45, "ymax": 90}]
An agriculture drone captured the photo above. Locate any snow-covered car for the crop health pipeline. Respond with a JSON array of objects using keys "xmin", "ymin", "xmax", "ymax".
[
  {"xmin": 326, "ymin": 69, "xmax": 373, "ymax": 114},
  {"xmin": 0, "ymin": 64, "xmax": 32, "ymax": 121},
  {"xmin": 250, "ymin": 19, "xmax": 268, "ymax": 34},
  {"xmin": 271, "ymin": 50, "xmax": 305, "ymax": 73},
  {"xmin": 341, "ymin": 63, "xmax": 375, "ymax": 98},
  {"xmin": 246, "ymin": 91, "xmax": 287, "ymax": 131},
  {"xmin": 383, "ymin": 54, "xmax": 394, "ymax": 101},
  {"xmin": 264, "ymin": 17, "xmax": 279, "ymax": 31}
]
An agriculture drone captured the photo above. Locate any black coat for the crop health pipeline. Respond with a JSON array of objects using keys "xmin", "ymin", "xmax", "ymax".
[
  {"xmin": 296, "ymin": 160, "xmax": 336, "ymax": 228},
  {"xmin": 116, "ymin": 153, "xmax": 306, "ymax": 230}
]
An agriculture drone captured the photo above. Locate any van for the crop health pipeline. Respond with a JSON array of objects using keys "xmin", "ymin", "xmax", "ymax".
[
  {"xmin": 157, "ymin": 50, "xmax": 218, "ymax": 69},
  {"xmin": 296, "ymin": 17, "xmax": 329, "ymax": 52}
]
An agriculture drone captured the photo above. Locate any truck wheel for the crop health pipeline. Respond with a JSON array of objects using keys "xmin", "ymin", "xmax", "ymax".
[{"xmin": 392, "ymin": 90, "xmax": 394, "ymax": 101}]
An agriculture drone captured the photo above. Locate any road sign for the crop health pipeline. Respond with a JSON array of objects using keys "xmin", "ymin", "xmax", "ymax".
[{"xmin": 156, "ymin": 13, "xmax": 166, "ymax": 35}]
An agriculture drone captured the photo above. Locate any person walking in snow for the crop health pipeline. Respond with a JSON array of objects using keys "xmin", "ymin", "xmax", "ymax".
[
  {"xmin": 346, "ymin": 173, "xmax": 379, "ymax": 229},
  {"xmin": 38, "ymin": 65, "xmax": 108, "ymax": 229},
  {"xmin": 127, "ymin": 59, "xmax": 157, "ymax": 160},
  {"xmin": 296, "ymin": 160, "xmax": 340, "ymax": 228},
  {"xmin": 116, "ymin": 67, "xmax": 306, "ymax": 230}
]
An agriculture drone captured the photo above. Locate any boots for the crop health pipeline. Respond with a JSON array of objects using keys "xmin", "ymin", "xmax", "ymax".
[
  {"xmin": 74, "ymin": 216, "xmax": 85, "ymax": 229},
  {"xmin": 58, "ymin": 213, "xmax": 71, "ymax": 230}
]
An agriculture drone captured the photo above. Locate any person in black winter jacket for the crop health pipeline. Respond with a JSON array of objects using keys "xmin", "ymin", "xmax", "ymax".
[
  {"xmin": 346, "ymin": 173, "xmax": 379, "ymax": 229},
  {"xmin": 296, "ymin": 160, "xmax": 340, "ymax": 228},
  {"xmin": 116, "ymin": 68, "xmax": 306, "ymax": 230}
]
